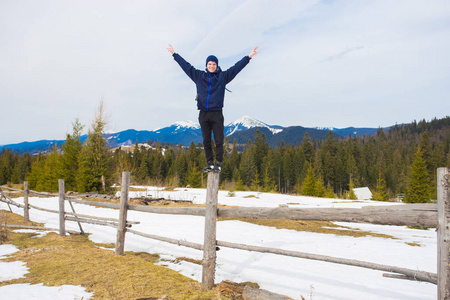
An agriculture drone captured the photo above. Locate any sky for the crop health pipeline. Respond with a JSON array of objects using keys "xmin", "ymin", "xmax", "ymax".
[{"xmin": 1, "ymin": 0, "xmax": 449, "ymax": 145}]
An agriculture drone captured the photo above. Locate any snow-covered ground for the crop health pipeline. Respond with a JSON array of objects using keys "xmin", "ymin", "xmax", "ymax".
[
  {"xmin": 0, "ymin": 243, "xmax": 93, "ymax": 299},
  {"xmin": 0, "ymin": 187, "xmax": 437, "ymax": 299}
]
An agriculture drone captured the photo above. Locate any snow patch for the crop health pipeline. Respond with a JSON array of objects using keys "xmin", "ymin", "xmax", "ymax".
[
  {"xmin": 227, "ymin": 115, "xmax": 268, "ymax": 128},
  {"xmin": 0, "ymin": 192, "xmax": 436, "ymax": 300},
  {"xmin": 0, "ymin": 284, "xmax": 93, "ymax": 300},
  {"xmin": 172, "ymin": 120, "xmax": 200, "ymax": 129},
  {"xmin": 314, "ymin": 126, "xmax": 337, "ymax": 131}
]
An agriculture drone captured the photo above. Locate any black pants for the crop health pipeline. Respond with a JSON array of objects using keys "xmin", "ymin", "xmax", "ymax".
[{"xmin": 199, "ymin": 110, "xmax": 224, "ymax": 165}]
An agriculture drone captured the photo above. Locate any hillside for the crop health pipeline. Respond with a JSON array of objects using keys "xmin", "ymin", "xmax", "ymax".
[
  {"xmin": 0, "ymin": 116, "xmax": 379, "ymax": 154},
  {"xmin": 228, "ymin": 125, "xmax": 344, "ymax": 148}
]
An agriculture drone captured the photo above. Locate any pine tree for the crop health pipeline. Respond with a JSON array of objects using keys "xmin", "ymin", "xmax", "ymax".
[
  {"xmin": 235, "ymin": 174, "xmax": 245, "ymax": 191},
  {"xmin": 301, "ymin": 132, "xmax": 314, "ymax": 164},
  {"xmin": 252, "ymin": 130, "xmax": 269, "ymax": 175},
  {"xmin": 348, "ymin": 176, "xmax": 357, "ymax": 200},
  {"xmin": 36, "ymin": 145, "xmax": 63, "ymax": 192},
  {"xmin": 61, "ymin": 119, "xmax": 84, "ymax": 191},
  {"xmin": 315, "ymin": 176, "xmax": 326, "ymax": 197},
  {"xmin": 325, "ymin": 182, "xmax": 335, "ymax": 198},
  {"xmin": 372, "ymin": 170, "xmax": 388, "ymax": 201},
  {"xmin": 302, "ymin": 164, "xmax": 316, "ymax": 196},
  {"xmin": 405, "ymin": 146, "xmax": 430, "ymax": 203},
  {"xmin": 187, "ymin": 163, "xmax": 202, "ymax": 188},
  {"xmin": 77, "ymin": 102, "xmax": 112, "ymax": 192},
  {"xmin": 174, "ymin": 145, "xmax": 187, "ymax": 185},
  {"xmin": 239, "ymin": 140, "xmax": 255, "ymax": 187},
  {"xmin": 136, "ymin": 158, "xmax": 149, "ymax": 184},
  {"xmin": 283, "ymin": 147, "xmax": 296, "ymax": 193},
  {"xmin": 262, "ymin": 166, "xmax": 275, "ymax": 192},
  {"xmin": 187, "ymin": 142, "xmax": 199, "ymax": 169},
  {"xmin": 132, "ymin": 140, "xmax": 142, "ymax": 173},
  {"xmin": 251, "ymin": 169, "xmax": 261, "ymax": 192},
  {"xmin": 26, "ymin": 153, "xmax": 46, "ymax": 190},
  {"xmin": 0, "ymin": 149, "xmax": 13, "ymax": 185}
]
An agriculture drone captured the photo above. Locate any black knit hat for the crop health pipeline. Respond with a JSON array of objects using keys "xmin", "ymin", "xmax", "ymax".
[{"xmin": 206, "ymin": 55, "xmax": 218, "ymax": 66}]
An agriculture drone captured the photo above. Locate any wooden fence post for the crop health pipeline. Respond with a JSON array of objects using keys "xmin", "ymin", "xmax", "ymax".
[
  {"xmin": 115, "ymin": 171, "xmax": 130, "ymax": 256},
  {"xmin": 23, "ymin": 181, "xmax": 29, "ymax": 222},
  {"xmin": 202, "ymin": 171, "xmax": 220, "ymax": 289},
  {"xmin": 438, "ymin": 167, "xmax": 450, "ymax": 300},
  {"xmin": 58, "ymin": 179, "xmax": 65, "ymax": 237}
]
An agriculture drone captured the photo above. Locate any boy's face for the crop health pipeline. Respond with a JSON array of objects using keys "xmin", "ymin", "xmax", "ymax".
[{"xmin": 207, "ymin": 61, "xmax": 217, "ymax": 73}]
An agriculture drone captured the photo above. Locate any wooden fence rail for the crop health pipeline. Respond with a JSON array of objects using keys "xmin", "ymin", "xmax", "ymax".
[{"xmin": 1, "ymin": 169, "xmax": 448, "ymax": 297}]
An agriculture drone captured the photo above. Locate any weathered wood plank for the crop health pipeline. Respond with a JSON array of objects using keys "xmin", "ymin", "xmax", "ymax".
[
  {"xmin": 68, "ymin": 200, "xmax": 84, "ymax": 234},
  {"xmin": 67, "ymin": 198, "xmax": 120, "ymax": 209},
  {"xmin": 58, "ymin": 179, "xmax": 65, "ymax": 237},
  {"xmin": 115, "ymin": 172, "xmax": 130, "ymax": 256},
  {"xmin": 202, "ymin": 171, "xmax": 220, "ymax": 289},
  {"xmin": 437, "ymin": 167, "xmax": 450, "ymax": 300},
  {"xmin": 64, "ymin": 211, "xmax": 139, "ymax": 224},
  {"xmin": 128, "ymin": 204, "xmax": 205, "ymax": 216},
  {"xmin": 218, "ymin": 205, "xmax": 437, "ymax": 227},
  {"xmin": 65, "ymin": 216, "xmax": 119, "ymax": 229},
  {"xmin": 0, "ymin": 189, "xmax": 25, "ymax": 209},
  {"xmin": 127, "ymin": 229, "xmax": 203, "ymax": 250},
  {"xmin": 216, "ymin": 240, "xmax": 437, "ymax": 284},
  {"xmin": 28, "ymin": 204, "xmax": 58, "ymax": 214},
  {"xmin": 23, "ymin": 181, "xmax": 29, "ymax": 222}
]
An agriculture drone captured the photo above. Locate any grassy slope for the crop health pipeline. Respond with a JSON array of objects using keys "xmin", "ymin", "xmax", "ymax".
[{"xmin": 0, "ymin": 211, "xmax": 221, "ymax": 300}]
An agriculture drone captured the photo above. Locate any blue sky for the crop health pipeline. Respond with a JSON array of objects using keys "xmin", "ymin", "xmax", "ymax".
[{"xmin": 1, "ymin": 0, "xmax": 449, "ymax": 144}]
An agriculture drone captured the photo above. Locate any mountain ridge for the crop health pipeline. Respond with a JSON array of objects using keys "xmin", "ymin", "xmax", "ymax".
[{"xmin": 0, "ymin": 116, "xmax": 382, "ymax": 154}]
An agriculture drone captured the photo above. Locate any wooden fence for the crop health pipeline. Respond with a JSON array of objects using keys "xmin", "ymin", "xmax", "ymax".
[{"xmin": 1, "ymin": 168, "xmax": 449, "ymax": 298}]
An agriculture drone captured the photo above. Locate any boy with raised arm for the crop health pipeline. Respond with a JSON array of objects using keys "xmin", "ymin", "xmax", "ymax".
[{"xmin": 168, "ymin": 44, "xmax": 258, "ymax": 173}]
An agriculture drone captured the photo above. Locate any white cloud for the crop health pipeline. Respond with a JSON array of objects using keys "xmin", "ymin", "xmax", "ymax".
[{"xmin": 0, "ymin": 0, "xmax": 449, "ymax": 144}]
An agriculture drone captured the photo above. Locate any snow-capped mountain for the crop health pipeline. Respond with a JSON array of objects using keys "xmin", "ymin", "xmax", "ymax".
[
  {"xmin": 103, "ymin": 117, "xmax": 272, "ymax": 148},
  {"xmin": 225, "ymin": 116, "xmax": 283, "ymax": 136},
  {"xmin": 0, "ymin": 116, "xmax": 381, "ymax": 154},
  {"xmin": 313, "ymin": 126, "xmax": 379, "ymax": 137},
  {"xmin": 314, "ymin": 126, "xmax": 337, "ymax": 131},
  {"xmin": 153, "ymin": 120, "xmax": 200, "ymax": 133}
]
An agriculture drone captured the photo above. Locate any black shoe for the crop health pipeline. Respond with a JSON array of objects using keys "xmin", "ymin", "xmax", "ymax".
[
  {"xmin": 213, "ymin": 162, "xmax": 222, "ymax": 173},
  {"xmin": 204, "ymin": 164, "xmax": 214, "ymax": 173}
]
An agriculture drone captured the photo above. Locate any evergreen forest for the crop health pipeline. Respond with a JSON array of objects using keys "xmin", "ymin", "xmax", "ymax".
[{"xmin": 1, "ymin": 108, "xmax": 449, "ymax": 203}]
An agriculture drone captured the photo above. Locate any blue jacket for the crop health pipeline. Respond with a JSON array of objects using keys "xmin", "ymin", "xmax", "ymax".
[{"xmin": 173, "ymin": 53, "xmax": 251, "ymax": 111}]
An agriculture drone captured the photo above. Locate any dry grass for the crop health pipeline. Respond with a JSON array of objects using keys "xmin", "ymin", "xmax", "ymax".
[
  {"xmin": 172, "ymin": 257, "xmax": 203, "ymax": 266},
  {"xmin": 405, "ymin": 242, "xmax": 422, "ymax": 247},
  {"xmin": 0, "ymin": 211, "xmax": 223, "ymax": 299},
  {"xmin": 0, "ymin": 210, "xmax": 8, "ymax": 243}
]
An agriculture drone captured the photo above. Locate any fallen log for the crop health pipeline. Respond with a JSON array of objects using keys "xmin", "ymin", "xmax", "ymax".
[
  {"xmin": 218, "ymin": 204, "xmax": 437, "ymax": 228},
  {"xmin": 128, "ymin": 204, "xmax": 205, "ymax": 216}
]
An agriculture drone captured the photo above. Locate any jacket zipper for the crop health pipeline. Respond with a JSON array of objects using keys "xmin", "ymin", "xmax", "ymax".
[{"xmin": 206, "ymin": 73, "xmax": 211, "ymax": 111}]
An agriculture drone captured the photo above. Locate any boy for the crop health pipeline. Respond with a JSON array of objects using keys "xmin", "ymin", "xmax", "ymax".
[{"xmin": 167, "ymin": 44, "xmax": 258, "ymax": 173}]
